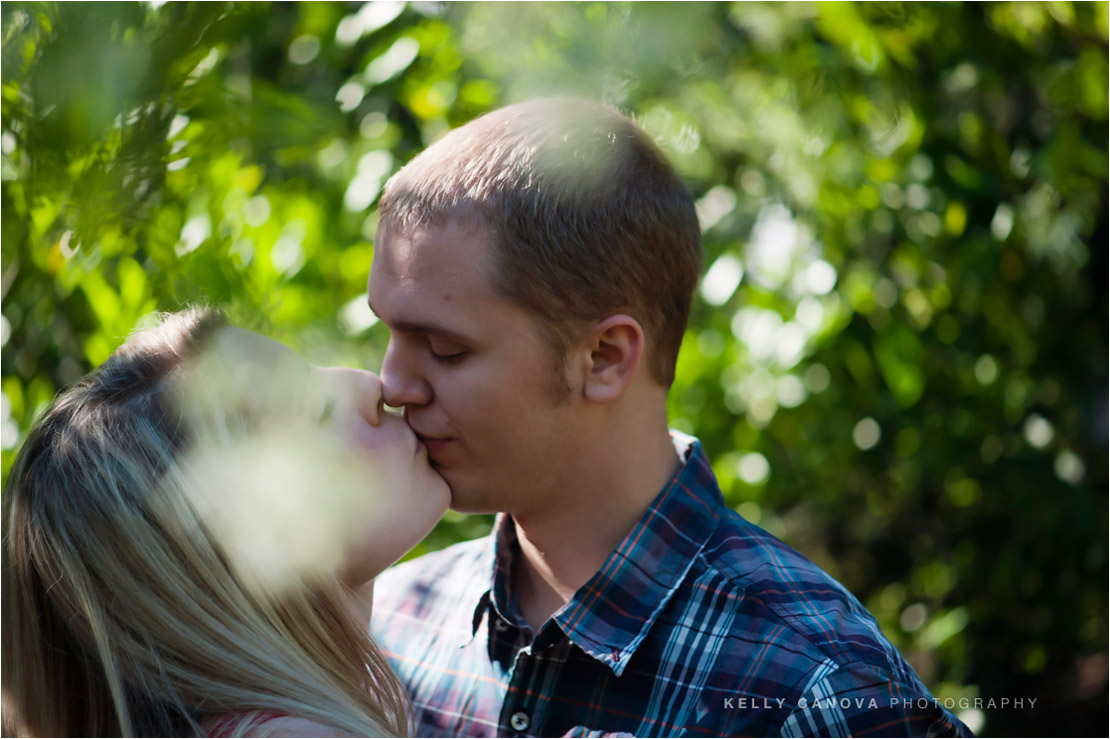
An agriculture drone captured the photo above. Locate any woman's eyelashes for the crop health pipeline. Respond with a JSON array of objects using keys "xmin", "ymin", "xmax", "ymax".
[{"xmin": 317, "ymin": 397, "xmax": 337, "ymax": 424}]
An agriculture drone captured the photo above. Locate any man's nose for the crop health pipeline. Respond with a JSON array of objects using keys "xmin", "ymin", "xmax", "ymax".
[{"xmin": 379, "ymin": 337, "xmax": 433, "ymax": 409}]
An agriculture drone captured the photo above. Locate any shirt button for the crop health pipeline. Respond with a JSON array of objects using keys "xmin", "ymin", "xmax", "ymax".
[{"xmin": 509, "ymin": 711, "xmax": 530, "ymax": 732}]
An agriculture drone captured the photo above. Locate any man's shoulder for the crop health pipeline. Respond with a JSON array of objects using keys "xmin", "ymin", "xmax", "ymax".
[
  {"xmin": 701, "ymin": 505, "xmax": 856, "ymax": 601},
  {"xmin": 694, "ymin": 505, "xmax": 907, "ymax": 673},
  {"xmin": 682, "ymin": 505, "xmax": 971, "ymax": 734}
]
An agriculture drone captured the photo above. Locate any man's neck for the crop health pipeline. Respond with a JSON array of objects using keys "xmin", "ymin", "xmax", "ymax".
[{"xmin": 510, "ymin": 423, "xmax": 682, "ymax": 632}]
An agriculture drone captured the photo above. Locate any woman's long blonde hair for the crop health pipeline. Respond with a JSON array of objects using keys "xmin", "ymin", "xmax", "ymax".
[{"xmin": 2, "ymin": 307, "xmax": 410, "ymax": 737}]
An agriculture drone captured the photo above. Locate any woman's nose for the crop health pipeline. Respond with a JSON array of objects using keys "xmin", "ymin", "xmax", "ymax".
[{"xmin": 315, "ymin": 367, "xmax": 384, "ymax": 425}]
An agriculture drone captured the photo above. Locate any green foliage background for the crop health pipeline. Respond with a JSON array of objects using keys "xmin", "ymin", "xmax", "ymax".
[{"xmin": 2, "ymin": 2, "xmax": 1106, "ymax": 735}]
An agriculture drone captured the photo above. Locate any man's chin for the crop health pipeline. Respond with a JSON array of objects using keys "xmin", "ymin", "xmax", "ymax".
[
  {"xmin": 446, "ymin": 499, "xmax": 502, "ymax": 516},
  {"xmin": 443, "ymin": 483, "xmax": 501, "ymax": 516},
  {"xmin": 436, "ymin": 466, "xmax": 510, "ymax": 515}
]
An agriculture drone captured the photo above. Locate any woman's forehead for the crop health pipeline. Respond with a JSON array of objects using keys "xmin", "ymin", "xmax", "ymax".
[
  {"xmin": 212, "ymin": 328, "xmax": 305, "ymax": 369},
  {"xmin": 181, "ymin": 327, "xmax": 312, "ymax": 414}
]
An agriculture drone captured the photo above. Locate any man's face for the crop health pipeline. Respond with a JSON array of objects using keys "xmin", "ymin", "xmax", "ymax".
[{"xmin": 367, "ymin": 218, "xmax": 581, "ymax": 515}]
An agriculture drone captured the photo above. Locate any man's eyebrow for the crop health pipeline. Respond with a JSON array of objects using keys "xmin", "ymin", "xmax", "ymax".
[{"xmin": 366, "ymin": 298, "xmax": 472, "ymax": 342}]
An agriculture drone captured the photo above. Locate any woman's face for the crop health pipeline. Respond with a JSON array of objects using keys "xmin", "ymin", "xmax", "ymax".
[{"xmin": 186, "ymin": 328, "xmax": 450, "ymax": 588}]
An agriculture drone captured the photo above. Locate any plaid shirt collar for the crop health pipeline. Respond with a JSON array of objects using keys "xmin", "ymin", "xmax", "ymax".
[{"xmin": 463, "ymin": 431, "xmax": 723, "ymax": 677}]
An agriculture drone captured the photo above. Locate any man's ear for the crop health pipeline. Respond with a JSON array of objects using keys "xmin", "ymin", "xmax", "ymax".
[{"xmin": 582, "ymin": 315, "xmax": 644, "ymax": 404}]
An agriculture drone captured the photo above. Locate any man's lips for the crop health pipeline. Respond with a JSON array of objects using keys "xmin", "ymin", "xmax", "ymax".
[{"xmin": 414, "ymin": 433, "xmax": 452, "ymax": 453}]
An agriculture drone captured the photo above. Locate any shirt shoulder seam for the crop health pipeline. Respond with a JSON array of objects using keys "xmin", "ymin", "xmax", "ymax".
[{"xmin": 690, "ymin": 520, "xmax": 894, "ymax": 671}]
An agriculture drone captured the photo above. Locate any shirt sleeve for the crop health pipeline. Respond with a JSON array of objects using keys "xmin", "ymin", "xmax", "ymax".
[{"xmin": 779, "ymin": 661, "xmax": 973, "ymax": 738}]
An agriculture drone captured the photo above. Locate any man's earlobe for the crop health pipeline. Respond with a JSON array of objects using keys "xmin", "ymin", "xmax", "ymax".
[{"xmin": 583, "ymin": 315, "xmax": 644, "ymax": 404}]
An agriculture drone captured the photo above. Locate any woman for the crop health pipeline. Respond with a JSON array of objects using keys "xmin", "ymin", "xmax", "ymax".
[{"xmin": 2, "ymin": 306, "xmax": 450, "ymax": 737}]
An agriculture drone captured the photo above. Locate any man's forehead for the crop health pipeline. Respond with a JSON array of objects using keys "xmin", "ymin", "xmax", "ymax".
[
  {"xmin": 368, "ymin": 218, "xmax": 505, "ymax": 318},
  {"xmin": 374, "ymin": 218, "xmax": 493, "ymax": 280},
  {"xmin": 367, "ymin": 220, "xmax": 548, "ymax": 345}
]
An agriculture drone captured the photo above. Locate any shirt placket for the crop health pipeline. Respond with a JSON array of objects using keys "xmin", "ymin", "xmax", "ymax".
[
  {"xmin": 491, "ymin": 613, "xmax": 566, "ymax": 737},
  {"xmin": 500, "ymin": 642, "xmax": 541, "ymax": 737}
]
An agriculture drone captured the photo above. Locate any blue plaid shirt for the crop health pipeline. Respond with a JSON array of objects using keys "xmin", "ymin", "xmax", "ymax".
[{"xmin": 372, "ymin": 432, "xmax": 971, "ymax": 737}]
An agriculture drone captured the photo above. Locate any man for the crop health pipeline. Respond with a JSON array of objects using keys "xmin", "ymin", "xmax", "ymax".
[{"xmin": 369, "ymin": 98, "xmax": 969, "ymax": 738}]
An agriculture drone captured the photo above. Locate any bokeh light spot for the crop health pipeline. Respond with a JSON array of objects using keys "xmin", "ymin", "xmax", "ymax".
[
  {"xmin": 1022, "ymin": 414, "xmax": 1055, "ymax": 449},
  {"xmin": 853, "ymin": 417, "xmax": 882, "ymax": 450},
  {"xmin": 737, "ymin": 452, "xmax": 771, "ymax": 485}
]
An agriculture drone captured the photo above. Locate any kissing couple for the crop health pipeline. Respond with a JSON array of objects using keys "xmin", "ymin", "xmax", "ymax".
[{"xmin": 3, "ymin": 99, "xmax": 970, "ymax": 738}]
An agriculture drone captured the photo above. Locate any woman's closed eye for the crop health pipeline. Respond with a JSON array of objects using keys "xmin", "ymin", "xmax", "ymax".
[
  {"xmin": 317, "ymin": 397, "xmax": 337, "ymax": 424},
  {"xmin": 307, "ymin": 367, "xmax": 384, "ymax": 428}
]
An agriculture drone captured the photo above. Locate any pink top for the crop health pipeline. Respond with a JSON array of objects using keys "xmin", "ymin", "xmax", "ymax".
[{"xmin": 206, "ymin": 710, "xmax": 287, "ymax": 738}]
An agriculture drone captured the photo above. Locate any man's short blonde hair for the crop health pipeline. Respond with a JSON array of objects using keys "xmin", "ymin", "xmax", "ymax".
[{"xmin": 378, "ymin": 97, "xmax": 702, "ymax": 387}]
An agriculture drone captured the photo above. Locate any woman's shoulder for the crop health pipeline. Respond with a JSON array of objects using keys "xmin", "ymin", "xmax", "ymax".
[{"xmin": 207, "ymin": 711, "xmax": 355, "ymax": 738}]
